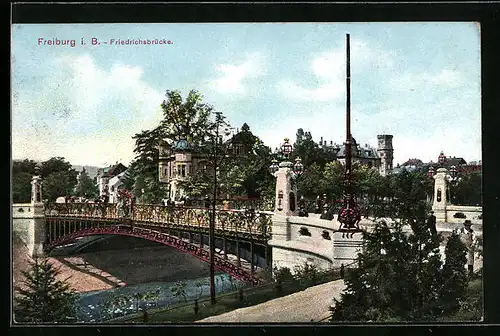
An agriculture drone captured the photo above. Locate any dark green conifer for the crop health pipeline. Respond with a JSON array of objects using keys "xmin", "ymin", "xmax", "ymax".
[{"xmin": 14, "ymin": 257, "xmax": 77, "ymax": 323}]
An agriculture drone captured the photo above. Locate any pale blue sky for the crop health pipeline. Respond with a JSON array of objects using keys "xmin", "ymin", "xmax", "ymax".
[{"xmin": 11, "ymin": 22, "xmax": 481, "ymax": 167}]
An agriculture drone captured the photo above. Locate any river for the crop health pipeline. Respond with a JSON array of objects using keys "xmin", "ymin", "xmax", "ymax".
[{"xmin": 48, "ymin": 235, "xmax": 248, "ymax": 322}]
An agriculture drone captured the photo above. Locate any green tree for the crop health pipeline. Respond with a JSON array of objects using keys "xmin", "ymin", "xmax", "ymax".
[
  {"xmin": 292, "ymin": 128, "xmax": 328, "ymax": 167},
  {"xmin": 73, "ymin": 168, "xmax": 98, "ymax": 199},
  {"xmin": 128, "ymin": 90, "xmax": 218, "ymax": 203},
  {"xmin": 451, "ymin": 172, "xmax": 482, "ymax": 206},
  {"xmin": 12, "ymin": 159, "xmax": 38, "ymax": 203},
  {"xmin": 438, "ymin": 231, "xmax": 468, "ymax": 315},
  {"xmin": 14, "ymin": 257, "xmax": 77, "ymax": 323},
  {"xmin": 39, "ymin": 157, "xmax": 78, "ymax": 202},
  {"xmin": 330, "ymin": 170, "xmax": 454, "ymax": 322}
]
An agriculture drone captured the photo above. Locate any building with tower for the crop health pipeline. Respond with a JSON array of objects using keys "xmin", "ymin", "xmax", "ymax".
[
  {"xmin": 158, "ymin": 139, "xmax": 210, "ymax": 202},
  {"xmin": 319, "ymin": 134, "xmax": 394, "ymax": 176}
]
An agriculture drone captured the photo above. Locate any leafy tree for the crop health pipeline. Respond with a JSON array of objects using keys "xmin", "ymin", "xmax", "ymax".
[
  {"xmin": 128, "ymin": 90, "xmax": 218, "ymax": 203},
  {"xmin": 14, "ymin": 257, "xmax": 77, "ymax": 323},
  {"xmin": 292, "ymin": 128, "xmax": 328, "ymax": 168},
  {"xmin": 73, "ymin": 168, "xmax": 98, "ymax": 199},
  {"xmin": 330, "ymin": 170, "xmax": 463, "ymax": 322},
  {"xmin": 451, "ymin": 172, "xmax": 482, "ymax": 206},
  {"xmin": 296, "ymin": 162, "xmax": 325, "ymax": 200},
  {"xmin": 438, "ymin": 231, "xmax": 468, "ymax": 315},
  {"xmin": 39, "ymin": 157, "xmax": 78, "ymax": 202},
  {"xmin": 12, "ymin": 159, "xmax": 38, "ymax": 203}
]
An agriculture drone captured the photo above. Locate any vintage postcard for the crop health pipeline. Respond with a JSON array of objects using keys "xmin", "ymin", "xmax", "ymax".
[{"xmin": 11, "ymin": 7, "xmax": 483, "ymax": 325}]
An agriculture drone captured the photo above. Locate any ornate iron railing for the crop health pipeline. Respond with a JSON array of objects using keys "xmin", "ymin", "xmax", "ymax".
[
  {"xmin": 44, "ymin": 203, "xmax": 273, "ymax": 239},
  {"xmin": 43, "ymin": 225, "xmax": 263, "ymax": 285}
]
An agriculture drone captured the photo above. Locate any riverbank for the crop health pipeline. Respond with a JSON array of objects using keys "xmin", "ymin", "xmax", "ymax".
[
  {"xmin": 13, "ymin": 235, "xmax": 211, "ymax": 293},
  {"xmin": 13, "ymin": 234, "xmax": 116, "ymax": 293}
]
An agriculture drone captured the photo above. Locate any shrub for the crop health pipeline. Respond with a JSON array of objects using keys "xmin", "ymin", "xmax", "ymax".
[{"xmin": 293, "ymin": 262, "xmax": 320, "ymax": 286}]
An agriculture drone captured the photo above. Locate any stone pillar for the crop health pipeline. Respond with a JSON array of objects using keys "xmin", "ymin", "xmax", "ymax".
[
  {"xmin": 332, "ymin": 232, "xmax": 363, "ymax": 268},
  {"xmin": 273, "ymin": 162, "xmax": 298, "ymax": 217},
  {"xmin": 432, "ymin": 168, "xmax": 448, "ymax": 222},
  {"xmin": 28, "ymin": 174, "xmax": 46, "ymax": 258}
]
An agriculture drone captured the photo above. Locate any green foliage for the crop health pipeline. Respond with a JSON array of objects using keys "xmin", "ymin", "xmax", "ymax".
[
  {"xmin": 171, "ymin": 281, "xmax": 188, "ymax": 303},
  {"xmin": 12, "ymin": 171, "xmax": 34, "ymax": 203},
  {"xmin": 330, "ymin": 219, "xmax": 447, "ymax": 322},
  {"xmin": 40, "ymin": 157, "xmax": 79, "ymax": 202},
  {"xmin": 272, "ymin": 266, "xmax": 295, "ymax": 283},
  {"xmin": 14, "ymin": 257, "xmax": 77, "ymax": 323},
  {"xmin": 438, "ymin": 231, "xmax": 468, "ymax": 315},
  {"xmin": 128, "ymin": 89, "xmax": 219, "ymax": 202},
  {"xmin": 292, "ymin": 128, "xmax": 330, "ymax": 167},
  {"xmin": 450, "ymin": 172, "xmax": 482, "ymax": 206},
  {"xmin": 12, "ymin": 158, "xmax": 79, "ymax": 203},
  {"xmin": 293, "ymin": 262, "xmax": 320, "ymax": 286},
  {"xmin": 73, "ymin": 168, "xmax": 98, "ymax": 199},
  {"xmin": 12, "ymin": 160, "xmax": 38, "ymax": 203}
]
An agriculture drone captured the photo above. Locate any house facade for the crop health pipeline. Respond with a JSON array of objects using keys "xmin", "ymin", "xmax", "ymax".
[{"xmin": 96, "ymin": 163, "xmax": 127, "ymax": 203}]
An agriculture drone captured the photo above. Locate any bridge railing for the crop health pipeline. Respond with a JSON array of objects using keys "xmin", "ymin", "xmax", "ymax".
[
  {"xmin": 44, "ymin": 203, "xmax": 273, "ymax": 237},
  {"xmin": 45, "ymin": 202, "xmax": 119, "ymax": 219}
]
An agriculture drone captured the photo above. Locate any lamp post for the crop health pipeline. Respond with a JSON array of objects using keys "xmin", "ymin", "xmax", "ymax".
[
  {"xmin": 208, "ymin": 111, "xmax": 233, "ymax": 305},
  {"xmin": 337, "ymin": 33, "xmax": 362, "ymax": 236}
]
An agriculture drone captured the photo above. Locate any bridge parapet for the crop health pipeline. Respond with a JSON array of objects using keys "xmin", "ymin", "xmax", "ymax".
[
  {"xmin": 44, "ymin": 203, "xmax": 273, "ymax": 239},
  {"xmin": 269, "ymin": 214, "xmax": 363, "ymax": 272}
]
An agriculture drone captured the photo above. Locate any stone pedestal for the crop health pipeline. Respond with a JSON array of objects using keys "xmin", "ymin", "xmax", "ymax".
[
  {"xmin": 27, "ymin": 203, "xmax": 46, "ymax": 258},
  {"xmin": 332, "ymin": 232, "xmax": 363, "ymax": 268},
  {"xmin": 274, "ymin": 163, "xmax": 298, "ymax": 217},
  {"xmin": 270, "ymin": 214, "xmax": 291, "ymax": 242}
]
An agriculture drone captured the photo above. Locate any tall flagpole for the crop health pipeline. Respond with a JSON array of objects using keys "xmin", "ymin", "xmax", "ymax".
[{"xmin": 338, "ymin": 33, "xmax": 361, "ymax": 235}]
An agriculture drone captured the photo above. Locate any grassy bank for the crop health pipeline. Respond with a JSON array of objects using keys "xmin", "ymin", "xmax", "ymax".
[{"xmin": 107, "ymin": 267, "xmax": 343, "ymax": 323}]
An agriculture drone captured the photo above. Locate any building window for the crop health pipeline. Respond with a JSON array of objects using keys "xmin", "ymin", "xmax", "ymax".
[
  {"xmin": 164, "ymin": 168, "xmax": 168, "ymax": 177},
  {"xmin": 177, "ymin": 164, "xmax": 186, "ymax": 177}
]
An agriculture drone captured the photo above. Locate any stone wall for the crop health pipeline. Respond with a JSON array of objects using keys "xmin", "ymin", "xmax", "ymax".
[
  {"xmin": 445, "ymin": 205, "xmax": 482, "ymax": 224},
  {"xmin": 12, "ymin": 203, "xmax": 32, "ymax": 244},
  {"xmin": 269, "ymin": 215, "xmax": 362, "ymax": 273}
]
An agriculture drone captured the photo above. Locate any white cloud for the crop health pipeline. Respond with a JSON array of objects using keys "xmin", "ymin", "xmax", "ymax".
[
  {"xmin": 212, "ymin": 52, "xmax": 266, "ymax": 95},
  {"xmin": 278, "ymin": 39, "xmax": 393, "ymax": 102},
  {"xmin": 12, "ymin": 54, "xmax": 164, "ymax": 167}
]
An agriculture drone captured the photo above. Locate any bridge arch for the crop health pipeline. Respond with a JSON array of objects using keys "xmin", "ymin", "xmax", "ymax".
[{"xmin": 44, "ymin": 225, "xmax": 262, "ymax": 285}]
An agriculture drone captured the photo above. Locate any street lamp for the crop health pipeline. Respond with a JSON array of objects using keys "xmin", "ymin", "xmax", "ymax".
[
  {"xmin": 268, "ymin": 159, "xmax": 279, "ymax": 175},
  {"xmin": 293, "ymin": 157, "xmax": 304, "ymax": 175}
]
